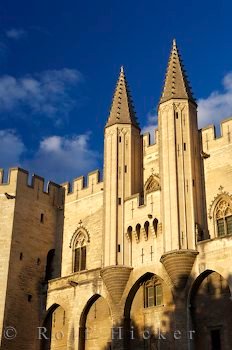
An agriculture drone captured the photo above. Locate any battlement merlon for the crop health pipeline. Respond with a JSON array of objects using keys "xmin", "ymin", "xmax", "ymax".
[
  {"xmin": 201, "ymin": 116, "xmax": 232, "ymax": 151},
  {"xmin": 62, "ymin": 169, "xmax": 104, "ymax": 202},
  {"xmin": 0, "ymin": 168, "xmax": 18, "ymax": 194},
  {"xmin": 142, "ymin": 128, "xmax": 159, "ymax": 148},
  {"xmin": 0, "ymin": 168, "xmax": 63, "ymax": 202}
]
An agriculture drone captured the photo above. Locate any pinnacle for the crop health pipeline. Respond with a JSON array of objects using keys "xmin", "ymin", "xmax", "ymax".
[
  {"xmin": 106, "ymin": 67, "xmax": 140, "ymax": 129},
  {"xmin": 159, "ymin": 39, "xmax": 196, "ymax": 105}
]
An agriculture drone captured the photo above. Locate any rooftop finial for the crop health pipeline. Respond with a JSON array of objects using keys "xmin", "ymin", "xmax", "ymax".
[
  {"xmin": 173, "ymin": 38, "xmax": 176, "ymax": 47},
  {"xmin": 120, "ymin": 66, "xmax": 124, "ymax": 73}
]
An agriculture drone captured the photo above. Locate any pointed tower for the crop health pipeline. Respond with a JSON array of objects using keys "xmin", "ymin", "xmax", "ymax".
[
  {"xmin": 159, "ymin": 40, "xmax": 205, "ymax": 288},
  {"xmin": 103, "ymin": 67, "xmax": 142, "ymax": 267}
]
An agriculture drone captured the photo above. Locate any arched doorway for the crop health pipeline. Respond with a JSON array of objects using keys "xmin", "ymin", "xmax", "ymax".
[
  {"xmin": 190, "ymin": 270, "xmax": 232, "ymax": 350},
  {"xmin": 124, "ymin": 273, "xmax": 174, "ymax": 349},
  {"xmin": 79, "ymin": 295, "xmax": 112, "ymax": 350},
  {"xmin": 41, "ymin": 304, "xmax": 68, "ymax": 350}
]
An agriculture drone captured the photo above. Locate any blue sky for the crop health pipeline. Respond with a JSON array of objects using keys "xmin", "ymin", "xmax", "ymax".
[{"xmin": 0, "ymin": 0, "xmax": 232, "ymax": 183}]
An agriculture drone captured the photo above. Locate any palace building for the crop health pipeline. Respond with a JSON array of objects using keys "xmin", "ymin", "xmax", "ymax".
[{"xmin": 1, "ymin": 40, "xmax": 232, "ymax": 350}]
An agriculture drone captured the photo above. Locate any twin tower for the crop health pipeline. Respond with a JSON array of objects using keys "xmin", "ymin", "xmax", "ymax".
[{"xmin": 103, "ymin": 40, "xmax": 206, "ymax": 278}]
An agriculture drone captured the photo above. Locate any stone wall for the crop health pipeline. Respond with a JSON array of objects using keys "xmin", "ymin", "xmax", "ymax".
[{"xmin": 0, "ymin": 168, "xmax": 64, "ymax": 350}]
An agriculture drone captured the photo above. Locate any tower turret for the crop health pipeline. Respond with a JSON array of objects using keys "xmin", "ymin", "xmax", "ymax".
[
  {"xmin": 103, "ymin": 67, "xmax": 142, "ymax": 266},
  {"xmin": 158, "ymin": 40, "xmax": 206, "ymax": 288}
]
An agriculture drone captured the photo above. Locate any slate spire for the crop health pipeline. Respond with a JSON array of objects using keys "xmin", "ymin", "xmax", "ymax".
[
  {"xmin": 106, "ymin": 66, "xmax": 139, "ymax": 128},
  {"xmin": 160, "ymin": 39, "xmax": 196, "ymax": 105}
]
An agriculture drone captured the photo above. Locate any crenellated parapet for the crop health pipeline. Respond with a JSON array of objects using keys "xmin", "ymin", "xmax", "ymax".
[
  {"xmin": 142, "ymin": 129, "xmax": 160, "ymax": 185},
  {"xmin": 201, "ymin": 117, "xmax": 232, "ymax": 152},
  {"xmin": 0, "ymin": 167, "xmax": 64, "ymax": 206},
  {"xmin": 62, "ymin": 169, "xmax": 103, "ymax": 202},
  {"xmin": 142, "ymin": 128, "xmax": 159, "ymax": 150}
]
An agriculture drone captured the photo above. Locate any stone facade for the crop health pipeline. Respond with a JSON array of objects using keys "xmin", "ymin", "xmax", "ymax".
[{"xmin": 1, "ymin": 40, "xmax": 232, "ymax": 350}]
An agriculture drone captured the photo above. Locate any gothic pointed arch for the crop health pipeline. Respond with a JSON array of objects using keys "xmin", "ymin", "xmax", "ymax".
[
  {"xmin": 144, "ymin": 174, "xmax": 161, "ymax": 194},
  {"xmin": 189, "ymin": 270, "xmax": 232, "ymax": 349},
  {"xmin": 69, "ymin": 226, "xmax": 90, "ymax": 248},
  {"xmin": 79, "ymin": 294, "xmax": 112, "ymax": 350},
  {"xmin": 41, "ymin": 304, "xmax": 68, "ymax": 350},
  {"xmin": 124, "ymin": 272, "xmax": 174, "ymax": 349},
  {"xmin": 208, "ymin": 191, "xmax": 232, "ymax": 237}
]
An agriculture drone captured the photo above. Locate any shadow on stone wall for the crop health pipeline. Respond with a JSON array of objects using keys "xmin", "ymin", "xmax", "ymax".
[
  {"xmin": 113, "ymin": 270, "xmax": 232, "ymax": 350},
  {"xmin": 38, "ymin": 271, "xmax": 232, "ymax": 350}
]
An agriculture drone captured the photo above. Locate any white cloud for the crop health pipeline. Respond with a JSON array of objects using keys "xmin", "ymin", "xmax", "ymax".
[
  {"xmin": 141, "ymin": 112, "xmax": 158, "ymax": 143},
  {"xmin": 5, "ymin": 28, "xmax": 27, "ymax": 40},
  {"xmin": 28, "ymin": 133, "xmax": 100, "ymax": 183},
  {"xmin": 198, "ymin": 72, "xmax": 232, "ymax": 128},
  {"xmin": 0, "ymin": 130, "xmax": 101, "ymax": 183},
  {"xmin": 0, "ymin": 130, "xmax": 25, "ymax": 169},
  {"xmin": 0, "ymin": 129, "xmax": 100, "ymax": 184},
  {"xmin": 0, "ymin": 68, "xmax": 82, "ymax": 122}
]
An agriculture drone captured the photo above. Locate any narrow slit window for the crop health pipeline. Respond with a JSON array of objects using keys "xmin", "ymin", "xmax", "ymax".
[
  {"xmin": 226, "ymin": 216, "xmax": 232, "ymax": 235},
  {"xmin": 40, "ymin": 213, "xmax": 44, "ymax": 223}
]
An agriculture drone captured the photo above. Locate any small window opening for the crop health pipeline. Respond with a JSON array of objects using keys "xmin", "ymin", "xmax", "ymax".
[
  {"xmin": 118, "ymin": 244, "xmax": 121, "ymax": 252},
  {"xmin": 144, "ymin": 279, "xmax": 163, "ymax": 308},
  {"xmin": 119, "ymin": 136, "xmax": 121, "ymax": 143},
  {"xmin": 40, "ymin": 213, "xmax": 44, "ymax": 223},
  {"xmin": 118, "ymin": 198, "xmax": 121, "ymax": 205},
  {"xmin": 37, "ymin": 258, "xmax": 41, "ymax": 266},
  {"xmin": 20, "ymin": 252, "xmax": 23, "ymax": 260},
  {"xmin": 183, "ymin": 143, "xmax": 186, "ymax": 151},
  {"xmin": 124, "ymin": 165, "xmax": 127, "ymax": 173},
  {"xmin": 28, "ymin": 294, "xmax": 32, "ymax": 302},
  {"xmin": 175, "ymin": 112, "xmax": 178, "ymax": 119}
]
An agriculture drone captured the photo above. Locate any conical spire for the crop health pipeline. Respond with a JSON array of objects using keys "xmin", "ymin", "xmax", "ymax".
[
  {"xmin": 160, "ymin": 39, "xmax": 196, "ymax": 105},
  {"xmin": 106, "ymin": 66, "xmax": 140, "ymax": 128}
]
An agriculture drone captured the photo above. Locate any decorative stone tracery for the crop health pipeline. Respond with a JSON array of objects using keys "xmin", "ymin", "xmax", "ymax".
[
  {"xmin": 144, "ymin": 174, "xmax": 161, "ymax": 194},
  {"xmin": 69, "ymin": 225, "xmax": 90, "ymax": 248}
]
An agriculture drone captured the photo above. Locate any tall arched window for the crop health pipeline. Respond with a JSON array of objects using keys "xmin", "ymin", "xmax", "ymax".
[
  {"xmin": 215, "ymin": 199, "xmax": 232, "ymax": 237},
  {"xmin": 73, "ymin": 231, "xmax": 88, "ymax": 272}
]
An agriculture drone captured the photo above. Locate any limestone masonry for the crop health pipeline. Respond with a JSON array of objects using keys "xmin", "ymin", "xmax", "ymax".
[{"xmin": 1, "ymin": 40, "xmax": 232, "ymax": 350}]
